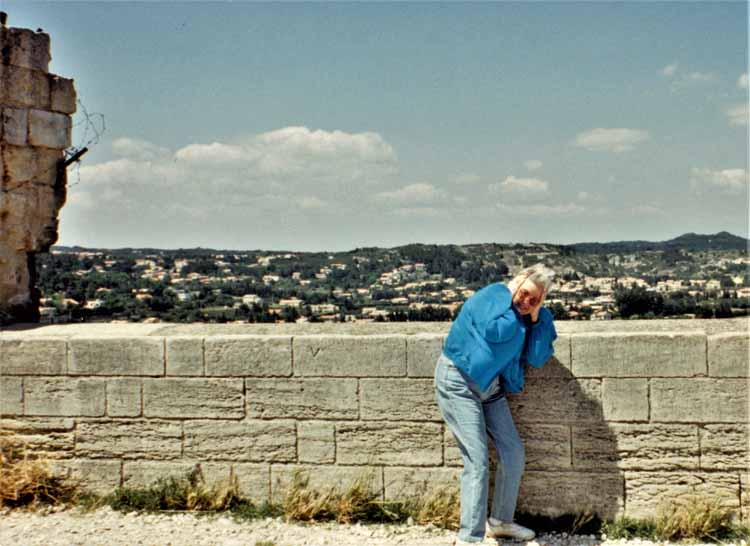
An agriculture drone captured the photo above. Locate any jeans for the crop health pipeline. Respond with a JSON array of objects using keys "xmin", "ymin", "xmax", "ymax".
[{"xmin": 434, "ymin": 353, "xmax": 525, "ymax": 543}]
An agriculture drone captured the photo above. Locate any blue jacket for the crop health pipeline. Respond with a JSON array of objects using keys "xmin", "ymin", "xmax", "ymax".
[{"xmin": 443, "ymin": 283, "xmax": 557, "ymax": 393}]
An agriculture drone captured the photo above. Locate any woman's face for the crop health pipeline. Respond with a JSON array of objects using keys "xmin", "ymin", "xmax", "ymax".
[{"xmin": 512, "ymin": 278, "xmax": 544, "ymax": 315}]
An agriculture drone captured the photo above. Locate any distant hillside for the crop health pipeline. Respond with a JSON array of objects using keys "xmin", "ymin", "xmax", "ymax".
[{"xmin": 567, "ymin": 232, "xmax": 749, "ymax": 254}]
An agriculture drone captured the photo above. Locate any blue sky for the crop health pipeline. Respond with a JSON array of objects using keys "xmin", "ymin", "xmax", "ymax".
[{"xmin": 5, "ymin": 1, "xmax": 749, "ymax": 251}]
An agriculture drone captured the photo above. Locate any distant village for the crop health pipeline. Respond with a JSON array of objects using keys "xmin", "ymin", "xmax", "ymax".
[{"xmin": 35, "ymin": 237, "xmax": 750, "ymax": 324}]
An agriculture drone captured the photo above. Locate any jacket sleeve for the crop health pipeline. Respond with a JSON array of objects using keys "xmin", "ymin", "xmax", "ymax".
[
  {"xmin": 483, "ymin": 308, "xmax": 520, "ymax": 343},
  {"xmin": 522, "ymin": 307, "xmax": 557, "ymax": 367}
]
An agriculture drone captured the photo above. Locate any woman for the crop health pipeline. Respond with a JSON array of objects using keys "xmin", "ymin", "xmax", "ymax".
[{"xmin": 435, "ymin": 264, "xmax": 557, "ymax": 544}]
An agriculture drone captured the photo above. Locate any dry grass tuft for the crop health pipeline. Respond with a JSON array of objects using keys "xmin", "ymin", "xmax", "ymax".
[
  {"xmin": 0, "ymin": 442, "xmax": 79, "ymax": 508},
  {"xmin": 409, "ymin": 485, "xmax": 460, "ymax": 530},
  {"xmin": 656, "ymin": 495, "xmax": 733, "ymax": 541}
]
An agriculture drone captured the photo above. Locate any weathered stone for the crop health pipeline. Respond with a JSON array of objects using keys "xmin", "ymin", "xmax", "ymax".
[
  {"xmin": 0, "ymin": 64, "xmax": 50, "ymax": 109},
  {"xmin": 526, "ymin": 335, "xmax": 573, "ymax": 379},
  {"xmin": 519, "ymin": 470, "xmax": 624, "ymax": 518},
  {"xmin": 122, "ymin": 460, "xmax": 233, "ymax": 491},
  {"xmin": 384, "ymin": 467, "xmax": 460, "ymax": 500},
  {"xmin": 0, "ymin": 337, "xmax": 66, "ymax": 374},
  {"xmin": 4, "ymin": 28, "xmax": 51, "ymax": 71},
  {"xmin": 0, "ymin": 417, "xmax": 74, "ymax": 458},
  {"xmin": 271, "ymin": 464, "xmax": 383, "ymax": 504},
  {"xmin": 572, "ymin": 424, "xmax": 698, "ymax": 471},
  {"xmin": 360, "ymin": 379, "xmax": 441, "ymax": 421},
  {"xmin": 708, "ymin": 333, "xmax": 750, "ymax": 377},
  {"xmin": 624, "ymin": 472, "xmax": 740, "ymax": 519},
  {"xmin": 75, "ymin": 419, "xmax": 182, "ymax": 460},
  {"xmin": 144, "ymin": 378, "xmax": 244, "ymax": 419},
  {"xmin": 508, "ymin": 378, "xmax": 603, "ymax": 423},
  {"xmin": 572, "ymin": 332, "xmax": 707, "ymax": 377},
  {"xmin": 106, "ymin": 378, "xmax": 142, "ymax": 417},
  {"xmin": 49, "ymin": 459, "xmax": 121, "ymax": 495},
  {"xmin": 518, "ymin": 423, "xmax": 572, "ymax": 470},
  {"xmin": 24, "ymin": 378, "xmax": 105, "ymax": 416},
  {"xmin": 2, "ymin": 107, "xmax": 28, "ymax": 146},
  {"xmin": 741, "ymin": 473, "xmax": 749, "ymax": 523},
  {"xmin": 336, "ymin": 422, "xmax": 442, "ymax": 465},
  {"xmin": 444, "ymin": 427, "xmax": 462, "ymax": 467},
  {"xmin": 298, "ymin": 421, "xmax": 335, "ymax": 463},
  {"xmin": 0, "ymin": 377, "xmax": 23, "ymax": 415},
  {"xmin": 49, "ymin": 76, "xmax": 77, "ymax": 114},
  {"xmin": 184, "ymin": 420, "xmax": 296, "ymax": 462},
  {"xmin": 28, "ymin": 109, "xmax": 71, "ymax": 149},
  {"xmin": 700, "ymin": 425, "xmax": 749, "ymax": 470},
  {"xmin": 205, "ymin": 335, "xmax": 292, "ymax": 376},
  {"xmin": 69, "ymin": 337, "xmax": 165, "ymax": 376},
  {"xmin": 602, "ymin": 378, "xmax": 649, "ymax": 421},
  {"xmin": 294, "ymin": 335, "xmax": 406, "ymax": 377},
  {"xmin": 245, "ymin": 378, "xmax": 358, "ymax": 420},
  {"xmin": 1, "ymin": 144, "xmax": 59, "ymax": 186},
  {"xmin": 233, "ymin": 463, "xmax": 271, "ymax": 502},
  {"xmin": 166, "ymin": 336, "xmax": 204, "ymax": 376},
  {"xmin": 651, "ymin": 378, "xmax": 748, "ymax": 423},
  {"xmin": 406, "ymin": 334, "xmax": 443, "ymax": 377}
]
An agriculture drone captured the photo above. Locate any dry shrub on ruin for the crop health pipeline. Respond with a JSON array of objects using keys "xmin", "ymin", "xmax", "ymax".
[
  {"xmin": 656, "ymin": 494, "xmax": 734, "ymax": 541},
  {"xmin": 0, "ymin": 441, "xmax": 78, "ymax": 507}
]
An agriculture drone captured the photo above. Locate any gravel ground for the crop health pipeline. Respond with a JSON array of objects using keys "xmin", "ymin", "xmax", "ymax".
[{"xmin": 1, "ymin": 507, "xmax": 745, "ymax": 546}]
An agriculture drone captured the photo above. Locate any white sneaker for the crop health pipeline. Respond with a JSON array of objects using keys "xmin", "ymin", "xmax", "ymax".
[{"xmin": 486, "ymin": 521, "xmax": 535, "ymax": 541}]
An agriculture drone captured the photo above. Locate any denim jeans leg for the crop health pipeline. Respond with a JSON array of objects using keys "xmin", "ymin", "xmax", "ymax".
[
  {"xmin": 484, "ymin": 396, "xmax": 525, "ymax": 523},
  {"xmin": 434, "ymin": 358, "xmax": 489, "ymax": 542}
]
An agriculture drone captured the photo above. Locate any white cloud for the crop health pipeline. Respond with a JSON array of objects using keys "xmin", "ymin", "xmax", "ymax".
[
  {"xmin": 112, "ymin": 137, "xmax": 170, "ymax": 161},
  {"xmin": 455, "ymin": 173, "xmax": 481, "ymax": 184},
  {"xmin": 686, "ymin": 72, "xmax": 715, "ymax": 82},
  {"xmin": 297, "ymin": 196, "xmax": 327, "ymax": 209},
  {"xmin": 497, "ymin": 202, "xmax": 585, "ymax": 216},
  {"xmin": 661, "ymin": 63, "xmax": 678, "ymax": 78},
  {"xmin": 489, "ymin": 176, "xmax": 549, "ymax": 194},
  {"xmin": 577, "ymin": 191, "xmax": 604, "ymax": 202},
  {"xmin": 373, "ymin": 183, "xmax": 445, "ymax": 204},
  {"xmin": 630, "ymin": 204, "xmax": 663, "ymax": 215},
  {"xmin": 524, "ymin": 160, "xmax": 543, "ymax": 171},
  {"xmin": 691, "ymin": 168, "xmax": 749, "ymax": 193},
  {"xmin": 389, "ymin": 207, "xmax": 440, "ymax": 218},
  {"xmin": 725, "ymin": 104, "xmax": 749, "ymax": 126},
  {"xmin": 739, "ymin": 73, "xmax": 749, "ymax": 89},
  {"xmin": 573, "ymin": 128, "xmax": 650, "ymax": 152}
]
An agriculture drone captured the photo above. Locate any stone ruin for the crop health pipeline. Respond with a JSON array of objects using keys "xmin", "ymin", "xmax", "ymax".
[{"xmin": 0, "ymin": 16, "xmax": 76, "ymax": 323}]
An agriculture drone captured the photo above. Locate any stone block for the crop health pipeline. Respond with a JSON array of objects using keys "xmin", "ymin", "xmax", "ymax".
[
  {"xmin": 741, "ymin": 473, "xmax": 749, "ymax": 523},
  {"xmin": 144, "ymin": 378, "xmax": 244, "ymax": 419},
  {"xmin": 183, "ymin": 419, "xmax": 296, "ymax": 462},
  {"xmin": 360, "ymin": 378, "xmax": 441, "ymax": 421},
  {"xmin": 166, "ymin": 336, "xmax": 204, "ymax": 376},
  {"xmin": 572, "ymin": 332, "xmax": 707, "ymax": 377},
  {"xmin": 444, "ymin": 427, "xmax": 462, "ymax": 467},
  {"xmin": 406, "ymin": 334, "xmax": 443, "ymax": 377},
  {"xmin": 1, "ymin": 144, "xmax": 58, "ymax": 187},
  {"xmin": 508, "ymin": 378, "xmax": 603, "ymax": 423},
  {"xmin": 336, "ymin": 422, "xmax": 442, "ymax": 466},
  {"xmin": 708, "ymin": 333, "xmax": 750, "ymax": 377},
  {"xmin": 245, "ymin": 377, "xmax": 358, "ymax": 420},
  {"xmin": 49, "ymin": 459, "xmax": 121, "ymax": 495},
  {"xmin": 0, "ymin": 64, "xmax": 50, "ymax": 109},
  {"xmin": 0, "ymin": 417, "xmax": 74, "ymax": 458},
  {"xmin": 294, "ymin": 335, "xmax": 406, "ymax": 377},
  {"xmin": 205, "ymin": 335, "xmax": 292, "ymax": 376},
  {"xmin": 24, "ymin": 378, "xmax": 105, "ymax": 417},
  {"xmin": 69, "ymin": 337, "xmax": 165, "ymax": 376},
  {"xmin": 0, "ymin": 377, "xmax": 23, "ymax": 415},
  {"xmin": 233, "ymin": 463, "xmax": 271, "ymax": 502},
  {"xmin": 0, "ymin": 337, "xmax": 66, "ymax": 374},
  {"xmin": 624, "ymin": 472, "xmax": 740, "ymax": 519},
  {"xmin": 2, "ymin": 107, "xmax": 28, "ymax": 146},
  {"xmin": 518, "ymin": 470, "xmax": 624, "ymax": 519},
  {"xmin": 49, "ymin": 76, "xmax": 77, "ymax": 114},
  {"xmin": 517, "ymin": 423, "xmax": 571, "ymax": 470},
  {"xmin": 122, "ymin": 460, "xmax": 234, "ymax": 491},
  {"xmin": 384, "ymin": 467, "xmax": 460, "ymax": 500},
  {"xmin": 700, "ymin": 425, "xmax": 749, "ymax": 470},
  {"xmin": 75, "ymin": 419, "xmax": 182, "ymax": 460},
  {"xmin": 106, "ymin": 378, "xmax": 142, "ymax": 417},
  {"xmin": 526, "ymin": 335, "xmax": 573, "ymax": 379},
  {"xmin": 28, "ymin": 109, "xmax": 72, "ymax": 149},
  {"xmin": 572, "ymin": 424, "xmax": 698, "ymax": 471},
  {"xmin": 298, "ymin": 421, "xmax": 335, "ymax": 463},
  {"xmin": 602, "ymin": 378, "xmax": 649, "ymax": 421},
  {"xmin": 271, "ymin": 464, "xmax": 383, "ymax": 504},
  {"xmin": 651, "ymin": 378, "xmax": 748, "ymax": 423},
  {"xmin": 5, "ymin": 28, "xmax": 51, "ymax": 71}
]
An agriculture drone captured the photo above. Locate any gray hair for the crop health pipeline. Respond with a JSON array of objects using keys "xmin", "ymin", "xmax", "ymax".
[{"xmin": 512, "ymin": 263, "xmax": 556, "ymax": 292}]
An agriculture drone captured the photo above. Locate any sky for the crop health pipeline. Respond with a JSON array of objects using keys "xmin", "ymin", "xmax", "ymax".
[{"xmin": 4, "ymin": 1, "xmax": 749, "ymax": 251}]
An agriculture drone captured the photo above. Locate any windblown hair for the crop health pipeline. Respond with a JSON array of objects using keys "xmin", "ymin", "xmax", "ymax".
[{"xmin": 510, "ymin": 264, "xmax": 556, "ymax": 292}]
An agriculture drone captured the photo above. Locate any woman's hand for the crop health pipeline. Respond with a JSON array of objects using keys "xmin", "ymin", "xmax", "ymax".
[{"xmin": 529, "ymin": 289, "xmax": 547, "ymax": 323}]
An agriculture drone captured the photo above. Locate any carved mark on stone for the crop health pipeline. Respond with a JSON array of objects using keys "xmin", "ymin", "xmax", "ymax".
[{"xmin": 311, "ymin": 347, "xmax": 322, "ymax": 358}]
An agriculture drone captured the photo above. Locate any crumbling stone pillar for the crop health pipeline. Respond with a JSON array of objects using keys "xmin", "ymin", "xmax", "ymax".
[{"xmin": 0, "ymin": 17, "xmax": 76, "ymax": 323}]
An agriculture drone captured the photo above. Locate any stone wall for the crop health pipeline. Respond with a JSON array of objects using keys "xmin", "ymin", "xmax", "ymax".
[
  {"xmin": 0, "ymin": 320, "xmax": 747, "ymax": 521},
  {"xmin": 0, "ymin": 20, "xmax": 76, "ymax": 322}
]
